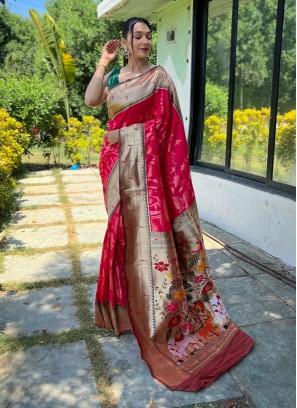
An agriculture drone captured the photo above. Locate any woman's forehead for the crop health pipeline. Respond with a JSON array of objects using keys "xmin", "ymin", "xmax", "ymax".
[{"xmin": 132, "ymin": 21, "xmax": 151, "ymax": 33}]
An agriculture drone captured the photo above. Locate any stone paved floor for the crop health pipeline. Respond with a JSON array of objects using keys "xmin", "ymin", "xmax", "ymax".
[{"xmin": 0, "ymin": 168, "xmax": 295, "ymax": 408}]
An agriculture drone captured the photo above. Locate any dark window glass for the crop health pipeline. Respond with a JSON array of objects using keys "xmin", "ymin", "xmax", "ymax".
[
  {"xmin": 273, "ymin": 0, "xmax": 296, "ymax": 186},
  {"xmin": 201, "ymin": 0, "xmax": 232, "ymax": 165},
  {"xmin": 231, "ymin": 0, "xmax": 278, "ymax": 177}
]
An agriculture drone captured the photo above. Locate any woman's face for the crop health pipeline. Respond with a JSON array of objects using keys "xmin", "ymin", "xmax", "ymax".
[{"xmin": 122, "ymin": 21, "xmax": 152, "ymax": 60}]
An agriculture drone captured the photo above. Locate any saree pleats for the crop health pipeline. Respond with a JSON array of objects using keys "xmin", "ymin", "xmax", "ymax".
[{"xmin": 95, "ymin": 66, "xmax": 255, "ymax": 391}]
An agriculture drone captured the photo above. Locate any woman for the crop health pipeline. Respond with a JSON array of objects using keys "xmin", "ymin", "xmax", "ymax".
[{"xmin": 85, "ymin": 17, "xmax": 255, "ymax": 391}]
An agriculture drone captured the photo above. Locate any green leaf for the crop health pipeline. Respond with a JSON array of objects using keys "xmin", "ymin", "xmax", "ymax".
[
  {"xmin": 29, "ymin": 9, "xmax": 76, "ymax": 123},
  {"xmin": 29, "ymin": 9, "xmax": 59, "ymax": 77}
]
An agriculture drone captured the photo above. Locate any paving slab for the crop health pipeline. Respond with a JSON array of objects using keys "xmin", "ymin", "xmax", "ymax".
[
  {"xmin": 17, "ymin": 194, "xmax": 61, "ymax": 207},
  {"xmin": 62, "ymin": 168, "xmax": 99, "ymax": 175},
  {"xmin": 230, "ymin": 319, "xmax": 296, "ymax": 408},
  {"xmin": 98, "ymin": 334, "xmax": 242, "ymax": 408},
  {"xmin": 5, "ymin": 225, "xmax": 68, "ymax": 250},
  {"xmin": 18, "ymin": 184, "xmax": 59, "ymax": 195},
  {"xmin": 1, "ymin": 251, "xmax": 72, "ymax": 283},
  {"xmin": 207, "ymin": 250, "xmax": 247, "ymax": 279},
  {"xmin": 81, "ymin": 249, "xmax": 102, "ymax": 276},
  {"xmin": 19, "ymin": 176, "xmax": 56, "ymax": 184},
  {"xmin": 75, "ymin": 223, "xmax": 106, "ymax": 245},
  {"xmin": 255, "ymin": 272, "xmax": 296, "ymax": 309},
  {"xmin": 230, "ymin": 242, "xmax": 295, "ymax": 278},
  {"xmin": 216, "ymin": 276, "xmax": 296, "ymax": 327},
  {"xmin": 0, "ymin": 341, "xmax": 101, "ymax": 408},
  {"xmin": 67, "ymin": 192, "xmax": 104, "ymax": 204},
  {"xmin": 64, "ymin": 182, "xmax": 102, "ymax": 193},
  {"xmin": 220, "ymin": 249, "xmax": 263, "ymax": 276},
  {"xmin": 12, "ymin": 208, "xmax": 66, "ymax": 226},
  {"xmin": 0, "ymin": 285, "xmax": 79, "ymax": 337},
  {"xmin": 62, "ymin": 175, "xmax": 99, "ymax": 184},
  {"xmin": 26, "ymin": 170, "xmax": 53, "ymax": 176},
  {"xmin": 71, "ymin": 205, "xmax": 108, "ymax": 222}
]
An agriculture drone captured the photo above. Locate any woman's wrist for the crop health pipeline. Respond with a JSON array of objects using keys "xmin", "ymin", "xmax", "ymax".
[
  {"xmin": 96, "ymin": 57, "xmax": 109, "ymax": 71},
  {"xmin": 96, "ymin": 64, "xmax": 107, "ymax": 73}
]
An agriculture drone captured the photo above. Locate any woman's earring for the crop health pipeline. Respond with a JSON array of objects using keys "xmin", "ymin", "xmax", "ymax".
[{"xmin": 123, "ymin": 47, "xmax": 130, "ymax": 59}]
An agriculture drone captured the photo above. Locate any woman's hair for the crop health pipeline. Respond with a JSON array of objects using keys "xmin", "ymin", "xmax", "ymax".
[{"xmin": 122, "ymin": 17, "xmax": 152, "ymax": 66}]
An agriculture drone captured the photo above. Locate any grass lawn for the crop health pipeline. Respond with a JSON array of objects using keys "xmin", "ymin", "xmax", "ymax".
[{"xmin": 22, "ymin": 144, "xmax": 100, "ymax": 169}]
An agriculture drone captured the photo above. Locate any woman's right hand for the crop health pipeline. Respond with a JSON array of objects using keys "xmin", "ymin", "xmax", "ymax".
[{"xmin": 100, "ymin": 39, "xmax": 121, "ymax": 64}]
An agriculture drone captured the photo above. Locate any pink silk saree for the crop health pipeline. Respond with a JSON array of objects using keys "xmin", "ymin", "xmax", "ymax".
[{"xmin": 95, "ymin": 65, "xmax": 255, "ymax": 391}]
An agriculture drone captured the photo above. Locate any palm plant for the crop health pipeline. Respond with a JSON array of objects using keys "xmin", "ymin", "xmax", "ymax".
[{"xmin": 29, "ymin": 9, "xmax": 75, "ymax": 125}]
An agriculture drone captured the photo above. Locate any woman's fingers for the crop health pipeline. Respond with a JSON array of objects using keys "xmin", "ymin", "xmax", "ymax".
[
  {"xmin": 106, "ymin": 39, "xmax": 120, "ymax": 47},
  {"xmin": 105, "ymin": 39, "xmax": 120, "ymax": 54}
]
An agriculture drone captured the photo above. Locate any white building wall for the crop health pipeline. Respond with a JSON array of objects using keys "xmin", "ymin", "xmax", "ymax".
[
  {"xmin": 192, "ymin": 172, "xmax": 296, "ymax": 266},
  {"xmin": 157, "ymin": 0, "xmax": 192, "ymax": 136}
]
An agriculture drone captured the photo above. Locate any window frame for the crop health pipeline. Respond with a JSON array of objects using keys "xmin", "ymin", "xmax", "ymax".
[{"xmin": 188, "ymin": 0, "xmax": 296, "ymax": 196}]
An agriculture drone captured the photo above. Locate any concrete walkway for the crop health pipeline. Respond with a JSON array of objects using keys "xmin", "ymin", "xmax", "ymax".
[{"xmin": 0, "ymin": 168, "xmax": 295, "ymax": 408}]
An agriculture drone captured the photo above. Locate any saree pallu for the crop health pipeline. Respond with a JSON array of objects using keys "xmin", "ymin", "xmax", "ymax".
[{"xmin": 95, "ymin": 66, "xmax": 255, "ymax": 391}]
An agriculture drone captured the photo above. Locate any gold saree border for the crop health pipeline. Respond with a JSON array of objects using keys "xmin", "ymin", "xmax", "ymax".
[
  {"xmin": 119, "ymin": 123, "xmax": 156, "ymax": 338},
  {"xmin": 107, "ymin": 66, "xmax": 182, "ymax": 122},
  {"xmin": 95, "ymin": 302, "xmax": 131, "ymax": 337},
  {"xmin": 106, "ymin": 159, "xmax": 120, "ymax": 219}
]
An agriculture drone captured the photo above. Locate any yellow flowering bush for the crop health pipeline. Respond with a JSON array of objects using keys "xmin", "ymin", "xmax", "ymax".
[
  {"xmin": 232, "ymin": 108, "xmax": 270, "ymax": 169},
  {"xmin": 203, "ymin": 115, "xmax": 227, "ymax": 162},
  {"xmin": 275, "ymin": 110, "xmax": 296, "ymax": 169},
  {"xmin": 203, "ymin": 108, "xmax": 295, "ymax": 180},
  {"xmin": 40, "ymin": 114, "xmax": 67, "ymax": 163},
  {"xmin": 0, "ymin": 109, "xmax": 30, "ymax": 227},
  {"xmin": 64, "ymin": 117, "xmax": 84, "ymax": 164},
  {"xmin": 64, "ymin": 116, "xmax": 105, "ymax": 165}
]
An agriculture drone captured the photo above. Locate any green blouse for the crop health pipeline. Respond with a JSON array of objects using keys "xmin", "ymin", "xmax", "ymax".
[{"xmin": 107, "ymin": 68, "xmax": 120, "ymax": 90}]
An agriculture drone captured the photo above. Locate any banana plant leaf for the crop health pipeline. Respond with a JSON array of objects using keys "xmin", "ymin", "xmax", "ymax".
[
  {"xmin": 29, "ymin": 9, "xmax": 76, "ymax": 123},
  {"xmin": 29, "ymin": 9, "xmax": 76, "ymax": 85}
]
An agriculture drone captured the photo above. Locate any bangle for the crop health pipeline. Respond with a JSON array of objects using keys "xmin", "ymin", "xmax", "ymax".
[{"xmin": 96, "ymin": 63, "xmax": 107, "ymax": 71}]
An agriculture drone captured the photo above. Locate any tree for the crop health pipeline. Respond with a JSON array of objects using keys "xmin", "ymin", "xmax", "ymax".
[
  {"xmin": 0, "ymin": 7, "xmax": 53, "ymax": 78},
  {"xmin": 206, "ymin": 0, "xmax": 295, "ymax": 110},
  {"xmin": 29, "ymin": 9, "xmax": 76, "ymax": 124},
  {"xmin": 206, "ymin": 10, "xmax": 232, "ymax": 89},
  {"xmin": 234, "ymin": 0, "xmax": 277, "ymax": 110},
  {"xmin": 0, "ymin": 7, "xmax": 38, "ymax": 73},
  {"xmin": 277, "ymin": 0, "xmax": 296, "ymax": 113},
  {"xmin": 204, "ymin": 81, "xmax": 228, "ymax": 118}
]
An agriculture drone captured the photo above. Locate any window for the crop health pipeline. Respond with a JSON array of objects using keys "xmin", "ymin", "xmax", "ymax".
[
  {"xmin": 273, "ymin": 0, "xmax": 296, "ymax": 185},
  {"xmin": 231, "ymin": 0, "xmax": 277, "ymax": 177},
  {"xmin": 200, "ymin": 2, "xmax": 232, "ymax": 165},
  {"xmin": 190, "ymin": 0, "xmax": 296, "ymax": 194}
]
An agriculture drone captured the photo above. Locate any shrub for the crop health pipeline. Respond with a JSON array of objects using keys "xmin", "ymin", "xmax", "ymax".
[
  {"xmin": 0, "ymin": 109, "xmax": 30, "ymax": 228},
  {"xmin": 64, "ymin": 116, "xmax": 105, "ymax": 165},
  {"xmin": 0, "ymin": 73, "xmax": 64, "ymax": 148},
  {"xmin": 275, "ymin": 110, "xmax": 296, "ymax": 169}
]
